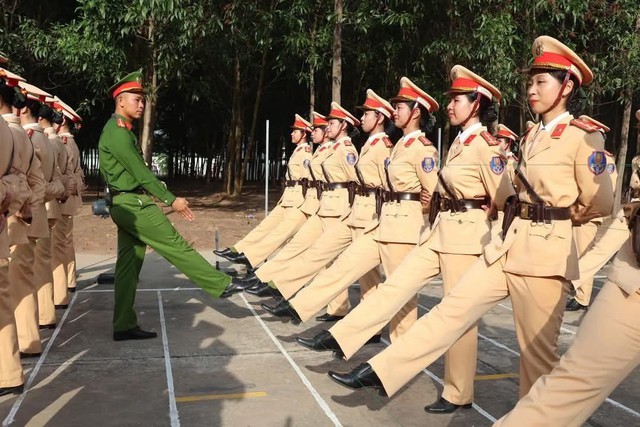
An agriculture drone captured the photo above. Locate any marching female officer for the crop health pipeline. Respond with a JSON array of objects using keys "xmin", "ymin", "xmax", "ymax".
[
  {"xmin": 328, "ymin": 36, "xmax": 613, "ymax": 405},
  {"xmin": 298, "ymin": 66, "xmax": 514, "ymax": 413},
  {"xmin": 496, "ymin": 124, "xmax": 519, "ymax": 184},
  {"xmin": 217, "ymin": 115, "xmax": 313, "ymax": 267}
]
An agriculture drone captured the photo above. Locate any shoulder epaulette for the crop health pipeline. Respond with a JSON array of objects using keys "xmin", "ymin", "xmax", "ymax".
[
  {"xmin": 463, "ymin": 134, "xmax": 477, "ymax": 146},
  {"xmin": 305, "ymin": 146, "xmax": 311, "ymax": 153},
  {"xmin": 404, "ymin": 138, "xmax": 414, "ymax": 147},
  {"xmin": 570, "ymin": 118, "xmax": 600, "ymax": 133},
  {"xmin": 418, "ymin": 136, "xmax": 432, "ymax": 146},
  {"xmin": 62, "ymin": 136, "xmax": 68, "ymax": 144},
  {"xmin": 343, "ymin": 139, "xmax": 353, "ymax": 146},
  {"xmin": 480, "ymin": 131, "xmax": 498, "ymax": 146},
  {"xmin": 116, "ymin": 118, "xmax": 133, "ymax": 131},
  {"xmin": 333, "ymin": 142, "xmax": 341, "ymax": 150},
  {"xmin": 383, "ymin": 136, "xmax": 393, "ymax": 148},
  {"xmin": 26, "ymin": 128, "xmax": 34, "ymax": 139}
]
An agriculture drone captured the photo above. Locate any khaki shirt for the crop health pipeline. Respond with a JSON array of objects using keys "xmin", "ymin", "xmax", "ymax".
[
  {"xmin": 299, "ymin": 141, "xmax": 334, "ymax": 215},
  {"xmin": 59, "ymin": 132, "xmax": 84, "ymax": 216},
  {"xmin": 317, "ymin": 136, "xmax": 358, "ymax": 219},
  {"xmin": 485, "ymin": 114, "xmax": 614, "ymax": 280},
  {"xmin": 347, "ymin": 132, "xmax": 393, "ymax": 228},
  {"xmin": 374, "ymin": 129, "xmax": 439, "ymax": 244},
  {"xmin": 280, "ymin": 142, "xmax": 312, "ymax": 208},
  {"xmin": 422, "ymin": 125, "xmax": 515, "ymax": 254}
]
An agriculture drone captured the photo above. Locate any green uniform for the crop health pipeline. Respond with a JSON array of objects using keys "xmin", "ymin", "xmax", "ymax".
[{"xmin": 99, "ymin": 114, "xmax": 230, "ymax": 332}]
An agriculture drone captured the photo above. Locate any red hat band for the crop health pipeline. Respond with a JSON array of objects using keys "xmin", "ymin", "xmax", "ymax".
[
  {"xmin": 292, "ymin": 119, "xmax": 310, "ymax": 130},
  {"xmin": 112, "ymin": 81, "xmax": 144, "ymax": 99},
  {"xmin": 450, "ymin": 78, "xmax": 492, "ymax": 99},
  {"xmin": 313, "ymin": 118, "xmax": 328, "ymax": 127}
]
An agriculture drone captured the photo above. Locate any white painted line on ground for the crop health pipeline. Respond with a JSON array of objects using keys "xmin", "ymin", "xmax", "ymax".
[
  {"xmin": 157, "ymin": 291, "xmax": 180, "ymax": 427},
  {"xmin": 239, "ymin": 294, "xmax": 343, "ymax": 427},
  {"xmin": 2, "ymin": 292, "xmax": 78, "ymax": 427},
  {"xmin": 79, "ymin": 287, "xmax": 201, "ymax": 293},
  {"xmin": 380, "ymin": 338, "xmax": 496, "ymax": 423}
]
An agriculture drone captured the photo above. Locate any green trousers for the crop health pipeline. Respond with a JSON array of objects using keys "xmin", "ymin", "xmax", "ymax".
[{"xmin": 110, "ymin": 194, "xmax": 231, "ymax": 332}]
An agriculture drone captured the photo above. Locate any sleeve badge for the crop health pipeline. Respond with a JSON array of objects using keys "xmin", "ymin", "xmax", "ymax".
[
  {"xmin": 303, "ymin": 159, "xmax": 311, "ymax": 168},
  {"xmin": 346, "ymin": 152, "xmax": 357, "ymax": 165},
  {"xmin": 606, "ymin": 163, "xmax": 616, "ymax": 174},
  {"xmin": 489, "ymin": 156, "xmax": 505, "ymax": 175},
  {"xmin": 588, "ymin": 151, "xmax": 606, "ymax": 175},
  {"xmin": 421, "ymin": 157, "xmax": 435, "ymax": 173}
]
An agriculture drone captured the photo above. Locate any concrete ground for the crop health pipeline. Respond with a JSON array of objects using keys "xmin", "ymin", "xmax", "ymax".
[{"xmin": 1, "ymin": 251, "xmax": 638, "ymax": 427}]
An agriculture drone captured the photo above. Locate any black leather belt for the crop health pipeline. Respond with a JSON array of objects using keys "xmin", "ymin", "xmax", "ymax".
[
  {"xmin": 325, "ymin": 182, "xmax": 350, "ymax": 190},
  {"xmin": 357, "ymin": 187, "xmax": 378, "ymax": 197},
  {"xmin": 439, "ymin": 197, "xmax": 488, "ymax": 212},
  {"xmin": 518, "ymin": 202, "xmax": 571, "ymax": 222},
  {"xmin": 110, "ymin": 187, "xmax": 147, "ymax": 196},
  {"xmin": 384, "ymin": 191, "xmax": 421, "ymax": 202},
  {"xmin": 284, "ymin": 180, "xmax": 303, "ymax": 187}
]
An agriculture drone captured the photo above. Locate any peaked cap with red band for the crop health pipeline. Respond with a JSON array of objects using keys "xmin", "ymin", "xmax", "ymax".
[
  {"xmin": 291, "ymin": 114, "xmax": 312, "ymax": 131},
  {"xmin": 108, "ymin": 71, "xmax": 145, "ymax": 99},
  {"xmin": 0, "ymin": 67, "xmax": 25, "ymax": 88},
  {"xmin": 496, "ymin": 124, "xmax": 518, "ymax": 141},
  {"xmin": 56, "ymin": 97, "xmax": 82, "ymax": 123},
  {"xmin": 327, "ymin": 101, "xmax": 361, "ymax": 127},
  {"xmin": 390, "ymin": 77, "xmax": 439, "ymax": 112},
  {"xmin": 18, "ymin": 81, "xmax": 52, "ymax": 102},
  {"xmin": 530, "ymin": 36, "xmax": 593, "ymax": 86},
  {"xmin": 526, "ymin": 121, "xmax": 536, "ymax": 131},
  {"xmin": 312, "ymin": 111, "xmax": 328, "ymax": 128},
  {"xmin": 358, "ymin": 89, "xmax": 394, "ymax": 118},
  {"xmin": 448, "ymin": 65, "xmax": 502, "ymax": 102},
  {"xmin": 579, "ymin": 115, "xmax": 610, "ymax": 133}
]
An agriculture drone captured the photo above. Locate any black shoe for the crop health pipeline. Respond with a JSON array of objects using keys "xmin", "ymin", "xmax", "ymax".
[
  {"xmin": 315, "ymin": 313, "xmax": 345, "ymax": 322},
  {"xmin": 113, "ymin": 326, "xmax": 158, "ymax": 341},
  {"xmin": 214, "ymin": 248, "xmax": 234, "ymax": 257},
  {"xmin": 19, "ymin": 352, "xmax": 41, "ymax": 358},
  {"xmin": 216, "ymin": 250, "xmax": 241, "ymax": 262},
  {"xmin": 54, "ymin": 304, "xmax": 68, "ymax": 310},
  {"xmin": 0, "ymin": 384, "xmax": 24, "ymax": 397},
  {"xmin": 296, "ymin": 330, "xmax": 341, "ymax": 352},
  {"xmin": 220, "ymin": 281, "xmax": 246, "ymax": 298},
  {"xmin": 366, "ymin": 334, "xmax": 381, "ymax": 344},
  {"xmin": 39, "ymin": 323, "xmax": 57, "ymax": 330},
  {"xmin": 565, "ymin": 298, "xmax": 588, "ymax": 311},
  {"xmin": 228, "ymin": 253, "xmax": 253, "ymax": 267},
  {"xmin": 68, "ymin": 287, "xmax": 76, "ymax": 293},
  {"xmin": 424, "ymin": 397, "xmax": 472, "ymax": 414},
  {"xmin": 245, "ymin": 282, "xmax": 282, "ymax": 299},
  {"xmin": 236, "ymin": 274, "xmax": 262, "ymax": 288},
  {"xmin": 328, "ymin": 363, "xmax": 384, "ymax": 391},
  {"xmin": 261, "ymin": 300, "xmax": 301, "ymax": 323}
]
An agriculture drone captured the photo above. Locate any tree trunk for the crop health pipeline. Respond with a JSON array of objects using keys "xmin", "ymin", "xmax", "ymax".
[
  {"xmin": 225, "ymin": 55, "xmax": 242, "ymax": 195},
  {"xmin": 140, "ymin": 18, "xmax": 157, "ymax": 167},
  {"xmin": 614, "ymin": 87, "xmax": 632, "ymax": 213},
  {"xmin": 331, "ymin": 0, "xmax": 342, "ymax": 103},
  {"xmin": 309, "ymin": 64, "xmax": 315, "ymax": 119}
]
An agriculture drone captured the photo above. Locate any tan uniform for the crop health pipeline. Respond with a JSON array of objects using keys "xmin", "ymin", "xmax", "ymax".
[
  {"xmin": 52, "ymin": 132, "xmax": 82, "ymax": 295},
  {"xmin": 269, "ymin": 132, "xmax": 391, "ymax": 307},
  {"xmin": 328, "ymin": 125, "xmax": 514, "ymax": 405},
  {"xmin": 572, "ymin": 152, "xmax": 618, "ymax": 305},
  {"xmin": 25, "ymin": 124, "xmax": 65, "ymax": 327},
  {"xmin": 4, "ymin": 114, "xmax": 46, "ymax": 354},
  {"xmin": 368, "ymin": 114, "xmax": 614, "ymax": 398},
  {"xmin": 0, "ymin": 116, "xmax": 25, "ymax": 389},
  {"xmin": 288, "ymin": 129, "xmax": 438, "ymax": 329},
  {"xmin": 233, "ymin": 141, "xmax": 312, "ymax": 262}
]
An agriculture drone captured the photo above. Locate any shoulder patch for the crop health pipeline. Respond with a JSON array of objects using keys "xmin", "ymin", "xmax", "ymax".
[
  {"xmin": 383, "ymin": 136, "xmax": 393, "ymax": 148},
  {"xmin": 490, "ymin": 156, "xmax": 505, "ymax": 175},
  {"xmin": 404, "ymin": 138, "xmax": 414, "ymax": 148},
  {"xmin": 570, "ymin": 119, "xmax": 599, "ymax": 133},
  {"xmin": 551, "ymin": 124, "xmax": 567, "ymax": 138},
  {"xmin": 421, "ymin": 157, "xmax": 435, "ymax": 173},
  {"xmin": 606, "ymin": 163, "xmax": 616, "ymax": 174},
  {"xmin": 116, "ymin": 118, "xmax": 133, "ymax": 131},
  {"xmin": 346, "ymin": 152, "xmax": 357, "ymax": 165},
  {"xmin": 480, "ymin": 131, "xmax": 498, "ymax": 146},
  {"xmin": 463, "ymin": 134, "xmax": 477, "ymax": 146},
  {"xmin": 588, "ymin": 151, "xmax": 606, "ymax": 175},
  {"xmin": 418, "ymin": 136, "xmax": 432, "ymax": 146}
]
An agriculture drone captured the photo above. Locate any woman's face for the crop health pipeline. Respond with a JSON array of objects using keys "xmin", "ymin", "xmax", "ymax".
[
  {"xmin": 446, "ymin": 94, "xmax": 474, "ymax": 127},
  {"xmin": 360, "ymin": 110, "xmax": 380, "ymax": 134},
  {"xmin": 290, "ymin": 129, "xmax": 304, "ymax": 143},
  {"xmin": 312, "ymin": 126, "xmax": 325, "ymax": 144},
  {"xmin": 497, "ymin": 137, "xmax": 511, "ymax": 152},
  {"xmin": 326, "ymin": 118, "xmax": 344, "ymax": 139},
  {"xmin": 527, "ymin": 71, "xmax": 572, "ymax": 115},
  {"xmin": 393, "ymin": 102, "xmax": 414, "ymax": 127}
]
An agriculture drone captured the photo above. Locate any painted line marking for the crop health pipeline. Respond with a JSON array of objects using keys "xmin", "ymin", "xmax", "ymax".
[
  {"xmin": 239, "ymin": 293, "xmax": 343, "ymax": 427},
  {"xmin": 79, "ymin": 287, "xmax": 201, "ymax": 293},
  {"xmin": 176, "ymin": 391, "xmax": 267, "ymax": 403},
  {"xmin": 157, "ymin": 291, "xmax": 180, "ymax": 427},
  {"xmin": 475, "ymin": 373, "xmax": 519, "ymax": 381},
  {"xmin": 2, "ymin": 292, "xmax": 78, "ymax": 426}
]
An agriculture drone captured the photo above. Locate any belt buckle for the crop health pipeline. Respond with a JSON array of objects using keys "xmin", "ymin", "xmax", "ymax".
[
  {"xmin": 520, "ymin": 204, "xmax": 528, "ymax": 219},
  {"xmin": 439, "ymin": 199, "xmax": 447, "ymax": 211}
]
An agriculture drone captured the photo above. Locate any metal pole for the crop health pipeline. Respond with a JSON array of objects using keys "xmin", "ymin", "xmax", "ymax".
[
  {"xmin": 437, "ymin": 127, "xmax": 442, "ymax": 166},
  {"xmin": 214, "ymin": 229, "xmax": 219, "ymax": 270},
  {"xmin": 265, "ymin": 120, "xmax": 270, "ymax": 217}
]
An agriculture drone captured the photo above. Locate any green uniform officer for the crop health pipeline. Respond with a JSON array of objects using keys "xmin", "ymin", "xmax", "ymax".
[{"xmin": 98, "ymin": 71, "xmax": 239, "ymax": 341}]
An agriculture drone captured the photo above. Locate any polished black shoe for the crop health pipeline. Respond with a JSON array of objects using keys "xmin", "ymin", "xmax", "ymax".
[
  {"xmin": 19, "ymin": 352, "xmax": 41, "ymax": 359},
  {"xmin": 214, "ymin": 248, "xmax": 234, "ymax": 257},
  {"xmin": 228, "ymin": 253, "xmax": 252, "ymax": 267},
  {"xmin": 315, "ymin": 313, "xmax": 345, "ymax": 322},
  {"xmin": 216, "ymin": 250, "xmax": 241, "ymax": 262},
  {"xmin": 565, "ymin": 298, "xmax": 588, "ymax": 311},
  {"xmin": 113, "ymin": 326, "xmax": 158, "ymax": 341},
  {"xmin": 0, "ymin": 384, "xmax": 24, "ymax": 397},
  {"xmin": 68, "ymin": 287, "xmax": 76, "ymax": 293},
  {"xmin": 424, "ymin": 397, "xmax": 472, "ymax": 414},
  {"xmin": 220, "ymin": 281, "xmax": 246, "ymax": 298},
  {"xmin": 235, "ymin": 274, "xmax": 262, "ymax": 288},
  {"xmin": 54, "ymin": 304, "xmax": 68, "ymax": 310},
  {"xmin": 328, "ymin": 363, "xmax": 384, "ymax": 391},
  {"xmin": 39, "ymin": 323, "xmax": 56, "ymax": 330},
  {"xmin": 296, "ymin": 330, "xmax": 341, "ymax": 352},
  {"xmin": 245, "ymin": 282, "xmax": 282, "ymax": 299},
  {"xmin": 261, "ymin": 300, "xmax": 301, "ymax": 323}
]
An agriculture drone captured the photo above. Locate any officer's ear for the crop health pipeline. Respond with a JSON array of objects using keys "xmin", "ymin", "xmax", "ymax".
[
  {"xmin": 115, "ymin": 94, "xmax": 125, "ymax": 108},
  {"xmin": 562, "ymin": 78, "xmax": 575, "ymax": 98}
]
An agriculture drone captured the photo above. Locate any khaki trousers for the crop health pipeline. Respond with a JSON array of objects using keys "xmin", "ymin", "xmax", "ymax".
[
  {"xmin": 289, "ymin": 234, "xmax": 414, "ymax": 325},
  {"xmin": 0, "ymin": 258, "xmax": 23, "ymax": 388},
  {"xmin": 240, "ymin": 207, "xmax": 308, "ymax": 267},
  {"xmin": 495, "ymin": 282, "xmax": 640, "ymax": 427},
  {"xmin": 36, "ymin": 220, "xmax": 57, "ymax": 326},
  {"xmin": 571, "ymin": 222, "xmax": 598, "ymax": 305},
  {"xmin": 573, "ymin": 217, "xmax": 629, "ymax": 306},
  {"xmin": 51, "ymin": 215, "xmax": 72, "ymax": 304},
  {"xmin": 233, "ymin": 204, "xmax": 288, "ymax": 254},
  {"xmin": 369, "ymin": 255, "xmax": 569, "ymax": 398},
  {"xmin": 10, "ymin": 239, "xmax": 42, "ymax": 354}
]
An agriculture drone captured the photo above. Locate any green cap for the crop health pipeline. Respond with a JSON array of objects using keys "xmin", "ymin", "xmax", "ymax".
[{"xmin": 108, "ymin": 71, "xmax": 144, "ymax": 99}]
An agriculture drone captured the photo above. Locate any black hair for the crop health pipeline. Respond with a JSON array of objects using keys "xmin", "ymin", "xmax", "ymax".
[
  {"xmin": 0, "ymin": 80, "xmax": 26, "ymax": 109},
  {"xmin": 465, "ymin": 92, "xmax": 498, "ymax": 133},
  {"xmin": 547, "ymin": 70, "xmax": 585, "ymax": 116},
  {"xmin": 417, "ymin": 104, "xmax": 435, "ymax": 134},
  {"xmin": 24, "ymin": 99, "xmax": 41, "ymax": 118},
  {"xmin": 38, "ymin": 104, "xmax": 64, "ymax": 125},
  {"xmin": 344, "ymin": 120, "xmax": 361, "ymax": 140}
]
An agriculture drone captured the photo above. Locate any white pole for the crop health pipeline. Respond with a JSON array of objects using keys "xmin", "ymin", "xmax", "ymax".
[
  {"xmin": 265, "ymin": 120, "xmax": 270, "ymax": 217},
  {"xmin": 437, "ymin": 127, "xmax": 442, "ymax": 166}
]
